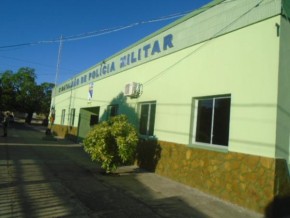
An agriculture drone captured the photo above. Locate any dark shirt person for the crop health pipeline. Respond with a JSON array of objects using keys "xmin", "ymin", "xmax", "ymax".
[{"xmin": 2, "ymin": 112, "xmax": 10, "ymax": 137}]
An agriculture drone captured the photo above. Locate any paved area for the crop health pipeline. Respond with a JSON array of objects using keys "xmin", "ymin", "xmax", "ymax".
[{"xmin": 0, "ymin": 122, "xmax": 263, "ymax": 218}]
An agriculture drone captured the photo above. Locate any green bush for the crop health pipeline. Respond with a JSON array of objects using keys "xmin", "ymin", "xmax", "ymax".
[{"xmin": 83, "ymin": 114, "xmax": 138, "ymax": 173}]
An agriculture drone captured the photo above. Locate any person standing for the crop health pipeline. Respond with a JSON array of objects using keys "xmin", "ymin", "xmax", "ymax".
[{"xmin": 2, "ymin": 111, "xmax": 10, "ymax": 137}]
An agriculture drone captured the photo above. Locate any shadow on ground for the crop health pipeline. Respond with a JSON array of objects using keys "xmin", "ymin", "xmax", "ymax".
[
  {"xmin": 0, "ymin": 122, "xmax": 208, "ymax": 218},
  {"xmin": 265, "ymin": 195, "xmax": 290, "ymax": 218}
]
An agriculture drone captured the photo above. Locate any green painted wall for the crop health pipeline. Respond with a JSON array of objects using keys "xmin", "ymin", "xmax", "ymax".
[
  {"xmin": 276, "ymin": 16, "xmax": 290, "ymax": 168},
  {"xmin": 53, "ymin": 15, "xmax": 281, "ymax": 158}
]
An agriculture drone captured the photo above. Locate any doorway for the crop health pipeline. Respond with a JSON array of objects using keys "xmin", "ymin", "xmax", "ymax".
[{"xmin": 77, "ymin": 106, "xmax": 100, "ymax": 142}]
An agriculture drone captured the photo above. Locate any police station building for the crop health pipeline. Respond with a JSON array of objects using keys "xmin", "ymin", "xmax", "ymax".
[{"xmin": 51, "ymin": 0, "xmax": 290, "ymax": 212}]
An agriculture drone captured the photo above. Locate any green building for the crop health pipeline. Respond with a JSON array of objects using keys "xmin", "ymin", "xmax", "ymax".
[{"xmin": 51, "ymin": 0, "xmax": 290, "ymax": 212}]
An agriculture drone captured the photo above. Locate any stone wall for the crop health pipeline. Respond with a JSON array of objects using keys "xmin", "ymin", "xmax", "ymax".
[
  {"xmin": 51, "ymin": 124, "xmax": 78, "ymax": 141},
  {"xmin": 275, "ymin": 159, "xmax": 290, "ymax": 196},
  {"xmin": 136, "ymin": 140, "xmax": 290, "ymax": 213}
]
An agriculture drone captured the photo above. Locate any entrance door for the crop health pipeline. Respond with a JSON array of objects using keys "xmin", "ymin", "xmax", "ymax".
[{"xmin": 77, "ymin": 106, "xmax": 100, "ymax": 142}]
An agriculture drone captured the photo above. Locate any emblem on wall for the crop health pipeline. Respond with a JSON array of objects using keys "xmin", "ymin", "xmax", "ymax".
[{"xmin": 88, "ymin": 82, "xmax": 94, "ymax": 101}]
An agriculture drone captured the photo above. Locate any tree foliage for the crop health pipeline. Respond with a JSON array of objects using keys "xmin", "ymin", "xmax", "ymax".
[
  {"xmin": 0, "ymin": 67, "xmax": 54, "ymax": 123},
  {"xmin": 83, "ymin": 114, "xmax": 139, "ymax": 173}
]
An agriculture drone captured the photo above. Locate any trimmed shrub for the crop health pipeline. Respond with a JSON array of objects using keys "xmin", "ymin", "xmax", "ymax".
[{"xmin": 83, "ymin": 114, "xmax": 138, "ymax": 173}]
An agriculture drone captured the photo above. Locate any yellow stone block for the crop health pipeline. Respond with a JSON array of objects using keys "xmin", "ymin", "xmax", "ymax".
[
  {"xmin": 185, "ymin": 150, "xmax": 192, "ymax": 160},
  {"xmin": 260, "ymin": 157, "xmax": 274, "ymax": 169},
  {"xmin": 247, "ymin": 156, "xmax": 260, "ymax": 167}
]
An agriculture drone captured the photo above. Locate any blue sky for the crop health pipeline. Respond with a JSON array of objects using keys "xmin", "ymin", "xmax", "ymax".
[{"xmin": 0, "ymin": 0, "xmax": 211, "ymax": 85}]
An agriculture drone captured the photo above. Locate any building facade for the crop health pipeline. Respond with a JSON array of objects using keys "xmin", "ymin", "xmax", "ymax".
[{"xmin": 51, "ymin": 0, "xmax": 290, "ymax": 212}]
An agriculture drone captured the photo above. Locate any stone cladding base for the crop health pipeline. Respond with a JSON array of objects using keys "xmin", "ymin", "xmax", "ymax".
[{"xmin": 136, "ymin": 140, "xmax": 290, "ymax": 213}]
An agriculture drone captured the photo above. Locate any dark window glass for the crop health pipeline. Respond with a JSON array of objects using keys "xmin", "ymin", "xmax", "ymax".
[
  {"xmin": 196, "ymin": 99, "xmax": 212, "ymax": 143},
  {"xmin": 212, "ymin": 98, "xmax": 231, "ymax": 146},
  {"xmin": 61, "ymin": 109, "xmax": 66, "ymax": 125},
  {"xmin": 139, "ymin": 102, "xmax": 156, "ymax": 136},
  {"xmin": 107, "ymin": 105, "xmax": 118, "ymax": 119},
  {"xmin": 139, "ymin": 104, "xmax": 149, "ymax": 135},
  {"xmin": 148, "ymin": 104, "xmax": 156, "ymax": 136},
  {"xmin": 195, "ymin": 96, "xmax": 231, "ymax": 146},
  {"xmin": 70, "ymin": 108, "xmax": 75, "ymax": 126}
]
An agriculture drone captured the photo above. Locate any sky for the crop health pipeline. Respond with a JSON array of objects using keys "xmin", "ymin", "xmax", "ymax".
[{"xmin": 0, "ymin": 0, "xmax": 212, "ymax": 85}]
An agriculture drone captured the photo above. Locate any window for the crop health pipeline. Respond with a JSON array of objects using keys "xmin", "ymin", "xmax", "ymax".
[
  {"xmin": 69, "ymin": 108, "xmax": 75, "ymax": 126},
  {"xmin": 194, "ymin": 95, "xmax": 231, "ymax": 146},
  {"xmin": 61, "ymin": 109, "xmax": 66, "ymax": 125},
  {"xmin": 107, "ymin": 105, "xmax": 118, "ymax": 119},
  {"xmin": 139, "ymin": 102, "xmax": 156, "ymax": 136}
]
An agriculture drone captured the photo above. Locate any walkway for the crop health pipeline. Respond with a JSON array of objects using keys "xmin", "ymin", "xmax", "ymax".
[{"xmin": 0, "ymin": 122, "xmax": 263, "ymax": 217}]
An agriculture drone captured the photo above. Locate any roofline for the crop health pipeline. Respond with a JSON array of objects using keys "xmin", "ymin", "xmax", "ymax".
[{"xmin": 87, "ymin": 0, "xmax": 227, "ymax": 70}]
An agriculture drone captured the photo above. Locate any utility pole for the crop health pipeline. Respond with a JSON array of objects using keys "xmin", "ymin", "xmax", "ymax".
[
  {"xmin": 50, "ymin": 35, "xmax": 63, "ymax": 132},
  {"xmin": 54, "ymin": 35, "xmax": 63, "ymax": 101}
]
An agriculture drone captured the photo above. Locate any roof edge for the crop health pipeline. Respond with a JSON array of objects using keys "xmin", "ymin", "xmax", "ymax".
[{"xmin": 86, "ymin": 0, "xmax": 227, "ymax": 71}]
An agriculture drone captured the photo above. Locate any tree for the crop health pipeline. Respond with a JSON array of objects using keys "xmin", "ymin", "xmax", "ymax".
[
  {"xmin": 83, "ymin": 114, "xmax": 139, "ymax": 173},
  {"xmin": 0, "ymin": 67, "xmax": 54, "ymax": 124},
  {"xmin": 0, "ymin": 70, "xmax": 16, "ymax": 111},
  {"xmin": 13, "ymin": 68, "xmax": 40, "ymax": 122},
  {"xmin": 39, "ymin": 82, "xmax": 54, "ymax": 116}
]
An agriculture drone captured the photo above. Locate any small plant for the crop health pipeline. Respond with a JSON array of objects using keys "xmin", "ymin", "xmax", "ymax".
[{"xmin": 83, "ymin": 114, "xmax": 138, "ymax": 173}]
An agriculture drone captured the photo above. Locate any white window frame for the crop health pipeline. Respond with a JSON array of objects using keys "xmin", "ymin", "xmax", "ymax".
[
  {"xmin": 61, "ymin": 109, "xmax": 66, "ymax": 125},
  {"xmin": 69, "ymin": 108, "xmax": 75, "ymax": 126},
  {"xmin": 139, "ymin": 101, "xmax": 156, "ymax": 137},
  {"xmin": 192, "ymin": 95, "xmax": 231, "ymax": 147},
  {"xmin": 107, "ymin": 104, "xmax": 118, "ymax": 119}
]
